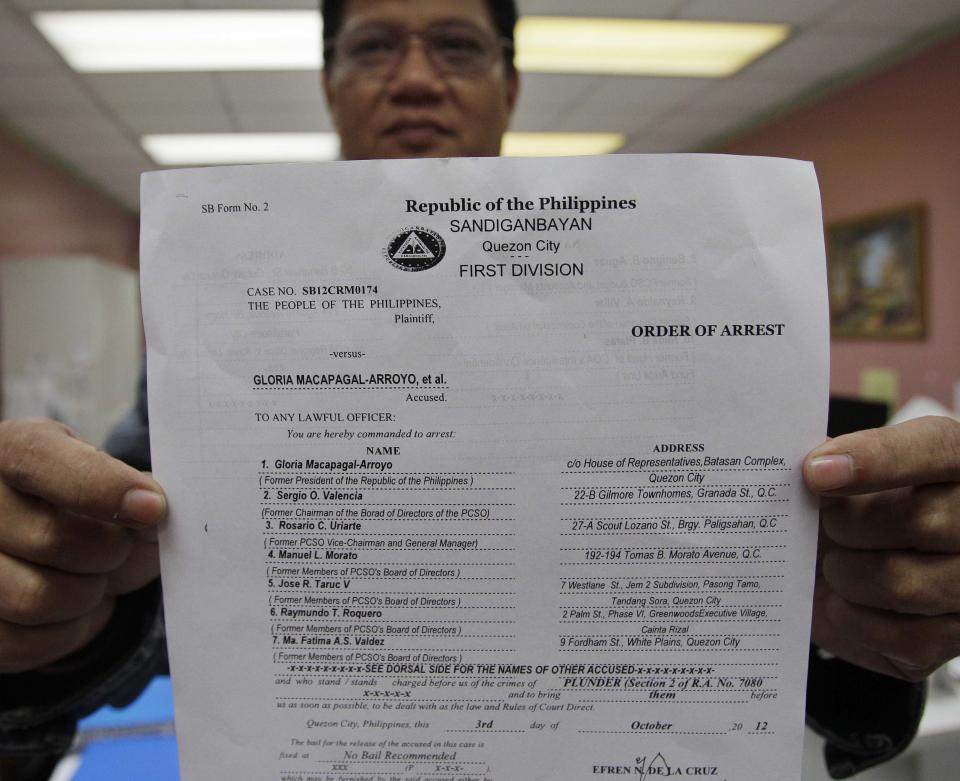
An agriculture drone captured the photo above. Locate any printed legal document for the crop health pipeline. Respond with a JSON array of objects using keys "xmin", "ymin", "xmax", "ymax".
[{"xmin": 140, "ymin": 154, "xmax": 828, "ymax": 781}]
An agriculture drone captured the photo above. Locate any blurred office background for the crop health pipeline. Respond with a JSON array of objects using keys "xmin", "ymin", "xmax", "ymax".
[{"xmin": 1, "ymin": 1, "xmax": 958, "ymax": 779}]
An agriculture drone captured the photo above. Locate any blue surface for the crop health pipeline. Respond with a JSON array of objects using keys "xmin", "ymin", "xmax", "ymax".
[
  {"xmin": 70, "ymin": 676, "xmax": 180, "ymax": 780},
  {"xmin": 79, "ymin": 676, "xmax": 175, "ymax": 730},
  {"xmin": 71, "ymin": 734, "xmax": 180, "ymax": 781}
]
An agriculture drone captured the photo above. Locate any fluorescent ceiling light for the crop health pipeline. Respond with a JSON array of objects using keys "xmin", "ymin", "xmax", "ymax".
[
  {"xmin": 142, "ymin": 134, "xmax": 340, "ymax": 165},
  {"xmin": 35, "ymin": 11, "xmax": 787, "ymax": 77},
  {"xmin": 515, "ymin": 17, "xmax": 790, "ymax": 77},
  {"xmin": 501, "ymin": 133, "xmax": 624, "ymax": 157},
  {"xmin": 141, "ymin": 133, "xmax": 622, "ymax": 165},
  {"xmin": 34, "ymin": 11, "xmax": 321, "ymax": 72}
]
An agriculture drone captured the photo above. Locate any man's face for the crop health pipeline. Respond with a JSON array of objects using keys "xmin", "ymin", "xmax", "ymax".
[{"xmin": 323, "ymin": 0, "xmax": 518, "ymax": 160}]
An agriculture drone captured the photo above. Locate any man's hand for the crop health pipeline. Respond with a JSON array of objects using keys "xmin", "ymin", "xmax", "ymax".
[
  {"xmin": 804, "ymin": 415, "xmax": 960, "ymax": 682},
  {"xmin": 0, "ymin": 418, "xmax": 166, "ymax": 673}
]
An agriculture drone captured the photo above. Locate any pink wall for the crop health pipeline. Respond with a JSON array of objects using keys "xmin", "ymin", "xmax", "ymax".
[
  {"xmin": 719, "ymin": 33, "xmax": 960, "ymax": 408},
  {"xmin": 0, "ymin": 126, "xmax": 138, "ymax": 268}
]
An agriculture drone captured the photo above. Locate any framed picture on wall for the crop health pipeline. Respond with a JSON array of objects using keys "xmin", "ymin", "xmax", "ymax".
[{"xmin": 826, "ymin": 203, "xmax": 926, "ymax": 340}]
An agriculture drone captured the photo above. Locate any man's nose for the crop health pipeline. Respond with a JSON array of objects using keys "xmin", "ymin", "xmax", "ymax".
[{"xmin": 386, "ymin": 37, "xmax": 445, "ymax": 98}]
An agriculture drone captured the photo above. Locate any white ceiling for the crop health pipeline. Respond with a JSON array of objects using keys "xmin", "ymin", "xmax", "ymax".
[{"xmin": 1, "ymin": 0, "xmax": 959, "ymax": 209}]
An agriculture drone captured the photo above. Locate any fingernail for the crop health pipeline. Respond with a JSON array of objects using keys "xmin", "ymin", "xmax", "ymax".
[
  {"xmin": 809, "ymin": 454, "xmax": 855, "ymax": 491},
  {"xmin": 120, "ymin": 488, "xmax": 166, "ymax": 525}
]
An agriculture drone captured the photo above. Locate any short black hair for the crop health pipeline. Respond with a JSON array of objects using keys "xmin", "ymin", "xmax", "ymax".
[{"xmin": 321, "ymin": 0, "xmax": 518, "ymax": 70}]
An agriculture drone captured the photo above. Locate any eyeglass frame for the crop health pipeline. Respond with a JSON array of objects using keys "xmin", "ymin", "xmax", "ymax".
[{"xmin": 323, "ymin": 22, "xmax": 515, "ymax": 81}]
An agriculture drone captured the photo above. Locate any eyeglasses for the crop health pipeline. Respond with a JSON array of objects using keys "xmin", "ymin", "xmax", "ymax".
[{"xmin": 326, "ymin": 22, "xmax": 512, "ymax": 80}]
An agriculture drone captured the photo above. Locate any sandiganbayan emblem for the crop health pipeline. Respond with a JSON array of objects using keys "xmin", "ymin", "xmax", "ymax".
[{"xmin": 385, "ymin": 227, "xmax": 446, "ymax": 272}]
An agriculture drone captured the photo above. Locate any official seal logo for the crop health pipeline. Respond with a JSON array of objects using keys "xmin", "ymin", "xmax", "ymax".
[{"xmin": 385, "ymin": 227, "xmax": 446, "ymax": 272}]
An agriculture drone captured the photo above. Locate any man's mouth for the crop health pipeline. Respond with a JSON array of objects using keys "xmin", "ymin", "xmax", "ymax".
[{"xmin": 384, "ymin": 119, "xmax": 453, "ymax": 147}]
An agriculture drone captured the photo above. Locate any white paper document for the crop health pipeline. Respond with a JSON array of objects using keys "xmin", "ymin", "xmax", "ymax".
[{"xmin": 140, "ymin": 154, "xmax": 828, "ymax": 781}]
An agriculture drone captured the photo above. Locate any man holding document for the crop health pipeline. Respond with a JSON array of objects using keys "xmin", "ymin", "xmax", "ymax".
[{"xmin": 1, "ymin": 1, "xmax": 958, "ymax": 779}]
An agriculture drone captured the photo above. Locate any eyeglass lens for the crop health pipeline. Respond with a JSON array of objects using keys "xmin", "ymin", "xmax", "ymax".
[{"xmin": 334, "ymin": 23, "xmax": 504, "ymax": 77}]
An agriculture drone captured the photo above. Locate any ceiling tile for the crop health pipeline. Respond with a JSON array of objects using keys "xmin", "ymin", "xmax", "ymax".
[
  {"xmin": 822, "ymin": 0, "xmax": 960, "ymax": 32},
  {"xmin": 508, "ymin": 101, "xmax": 565, "ymax": 133},
  {"xmin": 121, "ymin": 106, "xmax": 236, "ymax": 134},
  {"xmin": 570, "ymin": 75, "xmax": 714, "ymax": 122},
  {"xmin": 11, "ymin": 0, "xmax": 185, "ymax": 9},
  {"xmin": 218, "ymin": 71, "xmax": 326, "ymax": 111},
  {"xmin": 619, "ymin": 127, "xmax": 715, "ymax": 153},
  {"xmin": 234, "ymin": 108, "xmax": 332, "ymax": 133},
  {"xmin": 12, "ymin": 0, "xmax": 682, "ymax": 13},
  {"xmin": 746, "ymin": 29, "xmax": 903, "ymax": 80},
  {"xmin": 187, "ymin": 0, "xmax": 317, "ymax": 7},
  {"xmin": 694, "ymin": 74, "xmax": 815, "ymax": 111},
  {"xmin": 85, "ymin": 72, "xmax": 223, "ymax": 109},
  {"xmin": 647, "ymin": 106, "xmax": 757, "ymax": 139},
  {"xmin": 541, "ymin": 107, "xmax": 651, "ymax": 133},
  {"xmin": 549, "ymin": 104, "xmax": 658, "ymax": 134},
  {"xmin": 515, "ymin": 73, "xmax": 597, "ymax": 109},
  {"xmin": 60, "ymin": 147, "xmax": 155, "ymax": 173},
  {"xmin": 0, "ymin": 8, "xmax": 65, "ymax": 69},
  {"xmin": 551, "ymin": 74, "xmax": 734, "ymax": 135},
  {"xmin": 1, "ymin": 113, "xmax": 148, "ymax": 171},
  {"xmin": 5, "ymin": 108, "xmax": 134, "ymax": 154},
  {"xmin": 0, "ymin": 70, "xmax": 92, "ymax": 109},
  {"xmin": 518, "ymin": 0, "xmax": 684, "ymax": 17},
  {"xmin": 0, "ymin": 0, "xmax": 955, "ymax": 202},
  {"xmin": 678, "ymin": 0, "xmax": 837, "ymax": 25},
  {"xmin": 510, "ymin": 74, "xmax": 599, "ymax": 131},
  {"xmin": 83, "ymin": 164, "xmax": 154, "ymax": 211}
]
